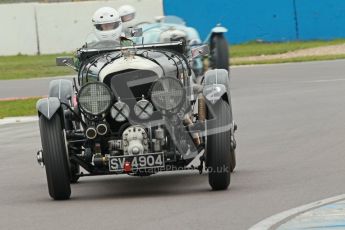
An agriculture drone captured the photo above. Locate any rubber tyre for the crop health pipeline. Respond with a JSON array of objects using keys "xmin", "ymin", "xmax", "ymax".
[
  {"xmin": 206, "ymin": 100, "xmax": 232, "ymax": 190},
  {"xmin": 39, "ymin": 114, "xmax": 71, "ymax": 200},
  {"xmin": 210, "ymin": 34, "xmax": 229, "ymax": 71}
]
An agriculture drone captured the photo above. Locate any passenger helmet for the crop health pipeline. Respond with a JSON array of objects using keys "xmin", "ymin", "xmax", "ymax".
[{"xmin": 118, "ymin": 5, "xmax": 136, "ymax": 22}]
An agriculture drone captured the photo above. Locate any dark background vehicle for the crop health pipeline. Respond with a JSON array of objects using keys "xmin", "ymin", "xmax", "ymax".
[{"xmin": 135, "ymin": 16, "xmax": 230, "ymax": 75}]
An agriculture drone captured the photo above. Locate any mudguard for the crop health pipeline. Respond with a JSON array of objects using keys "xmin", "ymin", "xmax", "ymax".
[
  {"xmin": 203, "ymin": 69, "xmax": 231, "ymax": 104},
  {"xmin": 203, "ymin": 69, "xmax": 235, "ymax": 134},
  {"xmin": 48, "ymin": 79, "xmax": 73, "ymax": 105},
  {"xmin": 211, "ymin": 25, "xmax": 228, "ymax": 34},
  {"xmin": 204, "ymin": 25, "xmax": 228, "ymax": 43},
  {"xmin": 36, "ymin": 97, "xmax": 61, "ymax": 120}
]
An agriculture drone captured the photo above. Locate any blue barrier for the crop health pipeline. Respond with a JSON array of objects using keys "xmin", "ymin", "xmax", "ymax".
[
  {"xmin": 296, "ymin": 0, "xmax": 345, "ymax": 40},
  {"xmin": 163, "ymin": 0, "xmax": 345, "ymax": 44}
]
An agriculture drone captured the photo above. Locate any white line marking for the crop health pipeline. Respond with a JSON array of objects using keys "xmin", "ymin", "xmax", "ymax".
[
  {"xmin": 27, "ymin": 75, "xmax": 76, "ymax": 80},
  {"xmin": 231, "ymin": 59, "xmax": 345, "ymax": 69},
  {"xmin": 299, "ymin": 79, "xmax": 345, "ymax": 83},
  {"xmin": 0, "ymin": 116, "xmax": 38, "ymax": 126},
  {"xmin": 249, "ymin": 194, "xmax": 345, "ymax": 230}
]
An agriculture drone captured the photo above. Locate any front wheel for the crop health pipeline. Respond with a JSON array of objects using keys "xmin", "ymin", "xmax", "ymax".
[
  {"xmin": 39, "ymin": 113, "xmax": 71, "ymax": 200},
  {"xmin": 206, "ymin": 100, "xmax": 233, "ymax": 190},
  {"xmin": 210, "ymin": 33, "xmax": 229, "ymax": 71}
]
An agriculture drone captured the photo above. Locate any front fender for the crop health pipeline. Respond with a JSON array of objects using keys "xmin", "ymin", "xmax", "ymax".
[
  {"xmin": 48, "ymin": 79, "xmax": 73, "ymax": 105},
  {"xmin": 203, "ymin": 69, "xmax": 230, "ymax": 104},
  {"xmin": 36, "ymin": 97, "xmax": 61, "ymax": 120},
  {"xmin": 204, "ymin": 24, "xmax": 228, "ymax": 43},
  {"xmin": 203, "ymin": 84, "xmax": 226, "ymax": 104},
  {"xmin": 211, "ymin": 25, "xmax": 228, "ymax": 34}
]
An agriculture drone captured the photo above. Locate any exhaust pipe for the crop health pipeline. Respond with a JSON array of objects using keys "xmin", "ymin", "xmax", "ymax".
[
  {"xmin": 96, "ymin": 123, "xmax": 108, "ymax": 136},
  {"xmin": 85, "ymin": 127, "xmax": 97, "ymax": 139}
]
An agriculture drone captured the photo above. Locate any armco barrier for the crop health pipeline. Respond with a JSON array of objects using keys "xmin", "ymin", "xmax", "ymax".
[
  {"xmin": 36, "ymin": 0, "xmax": 163, "ymax": 54},
  {"xmin": 0, "ymin": 0, "xmax": 163, "ymax": 55},
  {"xmin": 0, "ymin": 4, "xmax": 38, "ymax": 55}
]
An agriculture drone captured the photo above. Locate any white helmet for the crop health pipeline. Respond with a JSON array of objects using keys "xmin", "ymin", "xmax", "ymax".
[
  {"xmin": 92, "ymin": 7, "xmax": 122, "ymax": 41},
  {"xmin": 118, "ymin": 5, "xmax": 136, "ymax": 22}
]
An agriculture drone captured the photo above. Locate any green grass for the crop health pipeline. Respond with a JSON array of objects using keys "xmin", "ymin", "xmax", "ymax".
[
  {"xmin": 0, "ymin": 53, "xmax": 75, "ymax": 80},
  {"xmin": 0, "ymin": 97, "xmax": 41, "ymax": 119},
  {"xmin": 230, "ymin": 39, "xmax": 345, "ymax": 58},
  {"xmin": 1, "ymin": 39, "xmax": 345, "ymax": 80},
  {"xmin": 231, "ymin": 54, "xmax": 345, "ymax": 66}
]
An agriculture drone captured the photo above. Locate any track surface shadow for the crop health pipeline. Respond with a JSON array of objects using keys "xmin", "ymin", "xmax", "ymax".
[{"xmin": 68, "ymin": 171, "xmax": 219, "ymax": 201}]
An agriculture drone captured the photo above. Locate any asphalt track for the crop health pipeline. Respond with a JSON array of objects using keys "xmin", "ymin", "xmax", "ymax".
[
  {"xmin": 1, "ymin": 60, "xmax": 345, "ymax": 230},
  {"xmin": 0, "ymin": 75, "xmax": 74, "ymax": 99}
]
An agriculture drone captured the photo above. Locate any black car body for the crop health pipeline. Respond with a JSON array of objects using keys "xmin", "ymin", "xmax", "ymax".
[{"xmin": 36, "ymin": 40, "xmax": 237, "ymax": 200}]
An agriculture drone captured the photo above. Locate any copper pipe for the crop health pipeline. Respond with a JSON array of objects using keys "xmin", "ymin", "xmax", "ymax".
[
  {"xmin": 184, "ymin": 116, "xmax": 201, "ymax": 146},
  {"xmin": 198, "ymin": 94, "xmax": 206, "ymax": 122}
]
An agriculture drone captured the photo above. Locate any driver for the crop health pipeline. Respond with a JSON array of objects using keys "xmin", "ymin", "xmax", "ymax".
[
  {"xmin": 86, "ymin": 6, "xmax": 137, "ymax": 46},
  {"xmin": 79, "ymin": 7, "xmax": 133, "ymax": 68},
  {"xmin": 86, "ymin": 7, "xmax": 123, "ymax": 43}
]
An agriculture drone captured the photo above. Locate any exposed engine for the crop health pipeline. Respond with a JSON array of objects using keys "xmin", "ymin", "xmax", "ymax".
[
  {"xmin": 106, "ymin": 125, "xmax": 167, "ymax": 155},
  {"xmin": 122, "ymin": 125, "xmax": 148, "ymax": 155}
]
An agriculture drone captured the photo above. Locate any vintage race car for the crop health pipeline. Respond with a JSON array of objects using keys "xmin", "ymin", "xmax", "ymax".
[
  {"xmin": 134, "ymin": 16, "xmax": 230, "ymax": 75},
  {"xmin": 36, "ymin": 38, "xmax": 237, "ymax": 200}
]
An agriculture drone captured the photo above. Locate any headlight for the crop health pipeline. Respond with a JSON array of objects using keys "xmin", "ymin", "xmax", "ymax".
[
  {"xmin": 134, "ymin": 99, "xmax": 154, "ymax": 119},
  {"xmin": 111, "ymin": 101, "xmax": 130, "ymax": 122},
  {"xmin": 78, "ymin": 82, "xmax": 112, "ymax": 116},
  {"xmin": 151, "ymin": 77, "xmax": 185, "ymax": 111}
]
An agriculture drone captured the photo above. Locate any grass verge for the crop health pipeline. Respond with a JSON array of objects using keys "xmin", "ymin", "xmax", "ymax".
[
  {"xmin": 230, "ymin": 39, "xmax": 345, "ymax": 57},
  {"xmin": 0, "ymin": 53, "xmax": 75, "ymax": 80},
  {"xmin": 231, "ymin": 54, "xmax": 345, "ymax": 66},
  {"xmin": 1, "ymin": 40, "xmax": 345, "ymax": 80},
  {"xmin": 0, "ymin": 97, "xmax": 41, "ymax": 119}
]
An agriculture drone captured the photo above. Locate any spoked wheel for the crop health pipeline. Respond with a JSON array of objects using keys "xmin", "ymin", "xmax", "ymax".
[
  {"xmin": 206, "ymin": 99, "xmax": 233, "ymax": 190},
  {"xmin": 210, "ymin": 33, "xmax": 229, "ymax": 71},
  {"xmin": 39, "ymin": 113, "xmax": 71, "ymax": 200}
]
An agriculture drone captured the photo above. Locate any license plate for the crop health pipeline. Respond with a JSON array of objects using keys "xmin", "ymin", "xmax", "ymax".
[{"xmin": 109, "ymin": 152, "xmax": 165, "ymax": 172}]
